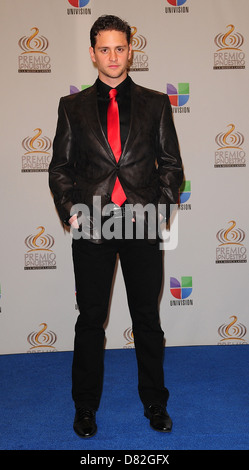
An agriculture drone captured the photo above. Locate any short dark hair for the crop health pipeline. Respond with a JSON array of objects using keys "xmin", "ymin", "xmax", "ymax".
[{"xmin": 90, "ymin": 15, "xmax": 131, "ymax": 48}]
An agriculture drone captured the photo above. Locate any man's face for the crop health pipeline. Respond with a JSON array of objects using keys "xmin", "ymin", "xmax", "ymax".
[{"xmin": 89, "ymin": 30, "xmax": 132, "ymax": 87}]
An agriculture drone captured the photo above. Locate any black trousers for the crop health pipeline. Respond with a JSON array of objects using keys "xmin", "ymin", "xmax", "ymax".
[{"xmin": 72, "ymin": 235, "xmax": 169, "ymax": 411}]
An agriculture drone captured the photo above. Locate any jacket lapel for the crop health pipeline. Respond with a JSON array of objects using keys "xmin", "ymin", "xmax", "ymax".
[
  {"xmin": 77, "ymin": 79, "xmax": 142, "ymax": 163},
  {"xmin": 78, "ymin": 84, "xmax": 116, "ymax": 162},
  {"xmin": 121, "ymin": 81, "xmax": 143, "ymax": 160}
]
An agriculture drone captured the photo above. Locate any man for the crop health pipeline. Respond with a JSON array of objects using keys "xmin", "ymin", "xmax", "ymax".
[{"xmin": 49, "ymin": 15, "xmax": 183, "ymax": 438}]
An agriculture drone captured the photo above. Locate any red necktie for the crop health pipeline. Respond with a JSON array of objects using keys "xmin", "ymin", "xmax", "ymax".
[{"xmin": 107, "ymin": 88, "xmax": 126, "ymax": 206}]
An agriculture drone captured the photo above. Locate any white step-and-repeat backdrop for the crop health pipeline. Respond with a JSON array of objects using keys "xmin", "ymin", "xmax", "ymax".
[{"xmin": 1, "ymin": 0, "xmax": 248, "ymax": 354}]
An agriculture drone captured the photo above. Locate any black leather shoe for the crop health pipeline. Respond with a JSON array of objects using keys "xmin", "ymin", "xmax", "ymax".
[
  {"xmin": 73, "ymin": 408, "xmax": 97, "ymax": 438},
  {"xmin": 144, "ymin": 405, "xmax": 172, "ymax": 433}
]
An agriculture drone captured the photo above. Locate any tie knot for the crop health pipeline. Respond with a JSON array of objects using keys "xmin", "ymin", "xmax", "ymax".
[{"xmin": 109, "ymin": 88, "xmax": 118, "ymax": 100}]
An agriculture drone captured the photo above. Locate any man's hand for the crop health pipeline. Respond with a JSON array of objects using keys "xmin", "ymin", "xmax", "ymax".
[{"xmin": 69, "ymin": 214, "xmax": 79, "ymax": 229}]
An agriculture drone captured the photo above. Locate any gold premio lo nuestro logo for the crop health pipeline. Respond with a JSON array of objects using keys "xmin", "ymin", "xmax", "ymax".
[
  {"xmin": 27, "ymin": 323, "xmax": 57, "ymax": 352},
  {"xmin": 214, "ymin": 124, "xmax": 245, "ymax": 168},
  {"xmin": 218, "ymin": 316, "xmax": 247, "ymax": 345},
  {"xmin": 123, "ymin": 327, "xmax": 134, "ymax": 348},
  {"xmin": 129, "ymin": 27, "xmax": 148, "ymax": 72},
  {"xmin": 18, "ymin": 27, "xmax": 51, "ymax": 73},
  {"xmin": 216, "ymin": 221, "xmax": 247, "ymax": 264},
  {"xmin": 22, "ymin": 128, "xmax": 52, "ymax": 172},
  {"xmin": 213, "ymin": 24, "xmax": 245, "ymax": 70},
  {"xmin": 24, "ymin": 226, "xmax": 56, "ymax": 270}
]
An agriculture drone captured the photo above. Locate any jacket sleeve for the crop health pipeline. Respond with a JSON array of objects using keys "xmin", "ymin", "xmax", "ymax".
[
  {"xmin": 49, "ymin": 98, "xmax": 76, "ymax": 224},
  {"xmin": 157, "ymin": 94, "xmax": 184, "ymax": 209}
]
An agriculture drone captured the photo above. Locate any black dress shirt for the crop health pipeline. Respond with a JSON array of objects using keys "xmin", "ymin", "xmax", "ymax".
[{"xmin": 96, "ymin": 75, "xmax": 131, "ymax": 151}]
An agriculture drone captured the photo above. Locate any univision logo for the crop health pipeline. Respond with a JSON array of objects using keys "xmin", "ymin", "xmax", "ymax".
[
  {"xmin": 165, "ymin": 0, "xmax": 189, "ymax": 13},
  {"xmin": 67, "ymin": 0, "xmax": 91, "ymax": 14},
  {"xmin": 170, "ymin": 276, "xmax": 193, "ymax": 306},
  {"xmin": 179, "ymin": 180, "xmax": 191, "ymax": 210},
  {"xmin": 167, "ymin": 0, "xmax": 187, "ymax": 4},
  {"xmin": 70, "ymin": 85, "xmax": 91, "ymax": 94},
  {"xmin": 167, "ymin": 83, "xmax": 190, "ymax": 113},
  {"xmin": 68, "ymin": 0, "xmax": 90, "ymax": 6}
]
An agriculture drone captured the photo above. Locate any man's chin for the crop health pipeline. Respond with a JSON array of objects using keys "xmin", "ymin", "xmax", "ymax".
[
  {"xmin": 99, "ymin": 68, "xmax": 128, "ymax": 85},
  {"xmin": 107, "ymin": 70, "xmax": 123, "ymax": 78}
]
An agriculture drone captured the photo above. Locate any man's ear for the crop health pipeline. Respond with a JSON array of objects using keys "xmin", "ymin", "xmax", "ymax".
[
  {"xmin": 89, "ymin": 46, "xmax": 96, "ymax": 63},
  {"xmin": 128, "ymin": 43, "xmax": 132, "ymax": 61}
]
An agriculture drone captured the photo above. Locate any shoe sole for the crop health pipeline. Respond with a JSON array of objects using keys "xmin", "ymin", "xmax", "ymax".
[
  {"xmin": 73, "ymin": 426, "xmax": 97, "ymax": 438},
  {"xmin": 144, "ymin": 412, "xmax": 172, "ymax": 433},
  {"xmin": 149, "ymin": 423, "xmax": 172, "ymax": 433}
]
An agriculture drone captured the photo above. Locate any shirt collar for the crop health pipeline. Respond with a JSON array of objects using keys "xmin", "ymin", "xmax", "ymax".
[{"xmin": 96, "ymin": 75, "xmax": 131, "ymax": 99}]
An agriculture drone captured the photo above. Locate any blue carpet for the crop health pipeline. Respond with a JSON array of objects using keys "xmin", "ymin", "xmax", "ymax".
[{"xmin": 0, "ymin": 345, "xmax": 248, "ymax": 451}]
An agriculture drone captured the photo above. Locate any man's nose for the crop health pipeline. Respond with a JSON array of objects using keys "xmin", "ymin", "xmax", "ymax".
[{"xmin": 109, "ymin": 50, "xmax": 118, "ymax": 61}]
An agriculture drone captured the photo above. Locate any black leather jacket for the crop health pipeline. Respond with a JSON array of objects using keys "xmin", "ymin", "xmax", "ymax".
[{"xmin": 49, "ymin": 79, "xmax": 183, "ymax": 241}]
